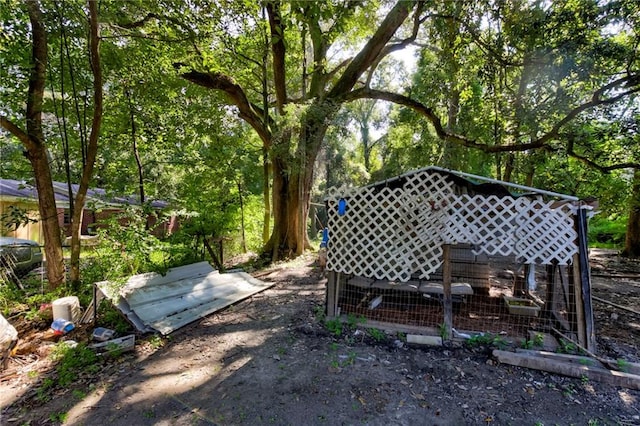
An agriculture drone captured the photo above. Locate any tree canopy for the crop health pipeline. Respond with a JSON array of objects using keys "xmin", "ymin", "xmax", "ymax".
[{"xmin": 1, "ymin": 0, "xmax": 640, "ymax": 287}]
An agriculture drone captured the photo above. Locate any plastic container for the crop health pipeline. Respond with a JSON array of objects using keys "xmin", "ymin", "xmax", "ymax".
[
  {"xmin": 51, "ymin": 318, "xmax": 75, "ymax": 335},
  {"xmin": 52, "ymin": 296, "xmax": 81, "ymax": 323},
  {"xmin": 92, "ymin": 327, "xmax": 115, "ymax": 342}
]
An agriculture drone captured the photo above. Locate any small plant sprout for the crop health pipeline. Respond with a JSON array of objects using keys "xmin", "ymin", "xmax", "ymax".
[
  {"xmin": 616, "ymin": 358, "xmax": 630, "ymax": 372},
  {"xmin": 147, "ymin": 334, "xmax": 164, "ymax": 349},
  {"xmin": 325, "ymin": 318, "xmax": 343, "ymax": 336},
  {"xmin": 438, "ymin": 323, "xmax": 449, "ymax": 340},
  {"xmin": 314, "ymin": 305, "xmax": 326, "ymax": 321},
  {"xmin": 368, "ymin": 327, "xmax": 386, "ymax": 342},
  {"xmin": 533, "ymin": 333, "xmax": 544, "ymax": 347}
]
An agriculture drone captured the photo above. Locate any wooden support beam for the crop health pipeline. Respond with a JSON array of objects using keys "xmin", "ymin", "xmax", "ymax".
[
  {"xmin": 442, "ymin": 244, "xmax": 452, "ymax": 341},
  {"xmin": 326, "ymin": 271, "xmax": 338, "ymax": 317},
  {"xmin": 575, "ymin": 208, "xmax": 596, "ymax": 352},
  {"xmin": 571, "ymin": 253, "xmax": 586, "ymax": 347}
]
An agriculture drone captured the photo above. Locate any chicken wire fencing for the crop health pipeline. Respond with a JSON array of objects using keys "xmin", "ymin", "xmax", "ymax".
[{"xmin": 324, "ymin": 167, "xmax": 594, "ymax": 347}]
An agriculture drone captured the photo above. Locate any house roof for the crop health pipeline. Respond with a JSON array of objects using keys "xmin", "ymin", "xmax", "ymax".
[{"xmin": 0, "ymin": 178, "xmax": 168, "ymax": 209}]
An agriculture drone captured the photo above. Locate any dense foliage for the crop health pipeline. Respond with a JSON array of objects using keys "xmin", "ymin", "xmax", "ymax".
[{"xmin": 1, "ymin": 0, "xmax": 639, "ymax": 289}]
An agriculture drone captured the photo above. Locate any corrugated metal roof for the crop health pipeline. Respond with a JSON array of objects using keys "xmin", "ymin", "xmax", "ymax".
[{"xmin": 98, "ymin": 262, "xmax": 274, "ymax": 335}]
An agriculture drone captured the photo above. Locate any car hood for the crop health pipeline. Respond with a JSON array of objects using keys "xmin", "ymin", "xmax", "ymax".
[{"xmin": 0, "ymin": 237, "xmax": 40, "ymax": 247}]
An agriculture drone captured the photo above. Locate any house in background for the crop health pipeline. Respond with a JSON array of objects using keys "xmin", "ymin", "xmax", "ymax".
[{"xmin": 0, "ymin": 179, "xmax": 178, "ymax": 245}]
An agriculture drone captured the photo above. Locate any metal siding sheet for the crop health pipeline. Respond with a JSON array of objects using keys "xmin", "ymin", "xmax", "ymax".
[{"xmin": 100, "ymin": 263, "xmax": 273, "ymax": 335}]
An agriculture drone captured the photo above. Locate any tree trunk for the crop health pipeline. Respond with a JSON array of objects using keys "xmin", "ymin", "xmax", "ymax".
[
  {"xmin": 623, "ymin": 169, "xmax": 640, "ymax": 258},
  {"xmin": 262, "ymin": 147, "xmax": 271, "ymax": 245},
  {"xmin": 0, "ymin": 1, "xmax": 66, "ymax": 288},
  {"xmin": 28, "ymin": 149, "xmax": 66, "ymax": 288},
  {"xmin": 267, "ymin": 103, "xmax": 334, "ymax": 259},
  {"xmin": 69, "ymin": 0, "xmax": 103, "ymax": 287},
  {"xmin": 503, "ymin": 153, "xmax": 515, "ymax": 182}
]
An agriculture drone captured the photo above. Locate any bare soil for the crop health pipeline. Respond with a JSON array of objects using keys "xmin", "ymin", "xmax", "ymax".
[{"xmin": 1, "ymin": 249, "xmax": 640, "ymax": 426}]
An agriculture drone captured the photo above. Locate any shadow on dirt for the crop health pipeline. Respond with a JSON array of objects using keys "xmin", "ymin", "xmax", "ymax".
[{"xmin": 2, "ymin": 257, "xmax": 640, "ymax": 425}]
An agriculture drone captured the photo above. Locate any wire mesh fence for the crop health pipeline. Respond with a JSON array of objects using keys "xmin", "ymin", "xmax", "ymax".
[{"xmin": 329, "ymin": 247, "xmax": 580, "ymax": 342}]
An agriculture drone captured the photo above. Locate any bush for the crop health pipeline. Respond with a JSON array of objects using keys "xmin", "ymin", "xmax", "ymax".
[{"xmin": 588, "ymin": 216, "xmax": 627, "ymax": 248}]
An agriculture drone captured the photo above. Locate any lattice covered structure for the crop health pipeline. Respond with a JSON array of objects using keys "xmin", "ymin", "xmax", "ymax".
[{"xmin": 325, "ymin": 167, "xmax": 596, "ymax": 350}]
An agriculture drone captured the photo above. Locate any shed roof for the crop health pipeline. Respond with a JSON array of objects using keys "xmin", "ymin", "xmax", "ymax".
[{"xmin": 361, "ymin": 166, "xmax": 578, "ymax": 201}]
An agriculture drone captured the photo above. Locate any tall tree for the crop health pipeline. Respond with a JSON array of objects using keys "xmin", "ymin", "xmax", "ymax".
[
  {"xmin": 0, "ymin": 0, "xmax": 65, "ymax": 288},
  {"xmin": 68, "ymin": 0, "xmax": 103, "ymax": 286},
  {"xmin": 115, "ymin": 0, "xmax": 420, "ymax": 259}
]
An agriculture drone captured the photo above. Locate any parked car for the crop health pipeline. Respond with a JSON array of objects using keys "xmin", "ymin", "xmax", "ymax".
[{"xmin": 0, "ymin": 237, "xmax": 43, "ymax": 278}]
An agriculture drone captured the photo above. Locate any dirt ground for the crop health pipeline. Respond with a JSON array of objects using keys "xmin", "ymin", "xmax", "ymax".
[{"xmin": 1, "ymin": 249, "xmax": 640, "ymax": 426}]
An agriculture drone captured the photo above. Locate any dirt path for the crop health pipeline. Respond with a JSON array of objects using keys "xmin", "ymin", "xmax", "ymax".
[{"xmin": 2, "ymin": 253, "xmax": 640, "ymax": 425}]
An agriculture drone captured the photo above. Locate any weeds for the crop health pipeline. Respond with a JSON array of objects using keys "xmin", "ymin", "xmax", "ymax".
[
  {"xmin": 325, "ymin": 318, "xmax": 343, "ymax": 336},
  {"xmin": 557, "ymin": 339, "xmax": 578, "ymax": 354},
  {"xmin": 616, "ymin": 358, "xmax": 630, "ymax": 372},
  {"xmin": 368, "ymin": 327, "xmax": 386, "ymax": 342},
  {"xmin": 33, "ymin": 342, "xmax": 100, "ymax": 403},
  {"xmin": 521, "ymin": 333, "xmax": 544, "ymax": 349},
  {"xmin": 147, "ymin": 334, "xmax": 165, "ymax": 349},
  {"xmin": 50, "ymin": 342, "xmax": 99, "ymax": 387},
  {"xmin": 49, "ymin": 411, "xmax": 68, "ymax": 423},
  {"xmin": 466, "ymin": 333, "xmax": 508, "ymax": 350},
  {"xmin": 346, "ymin": 314, "xmax": 365, "ymax": 328},
  {"xmin": 437, "ymin": 323, "xmax": 449, "ymax": 340},
  {"xmin": 314, "ymin": 305, "xmax": 326, "ymax": 322}
]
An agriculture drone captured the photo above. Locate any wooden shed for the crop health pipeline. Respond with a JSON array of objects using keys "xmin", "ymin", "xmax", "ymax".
[{"xmin": 324, "ymin": 167, "xmax": 596, "ymax": 351}]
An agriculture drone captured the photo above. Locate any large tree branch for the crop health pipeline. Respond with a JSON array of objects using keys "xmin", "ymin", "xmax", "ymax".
[
  {"xmin": 533, "ymin": 75, "xmax": 640, "ymax": 147},
  {"xmin": 343, "ymin": 74, "xmax": 640, "ymax": 159},
  {"xmin": 175, "ymin": 65, "xmax": 272, "ymax": 145},
  {"xmin": 327, "ymin": 0, "xmax": 414, "ymax": 98},
  {"xmin": 364, "ymin": 3, "xmax": 426, "ymax": 87},
  {"xmin": 0, "ymin": 117, "xmax": 31, "ymax": 147},
  {"xmin": 341, "ymin": 88, "xmax": 522, "ymax": 151},
  {"xmin": 567, "ymin": 137, "xmax": 640, "ymax": 172}
]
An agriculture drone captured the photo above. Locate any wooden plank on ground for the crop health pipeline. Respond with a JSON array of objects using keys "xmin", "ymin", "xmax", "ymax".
[
  {"xmin": 515, "ymin": 349, "xmax": 640, "ymax": 375},
  {"xmin": 593, "ymin": 296, "xmax": 640, "ymax": 316},
  {"xmin": 493, "ymin": 350, "xmax": 640, "ymax": 390},
  {"xmin": 515, "ymin": 349, "xmax": 606, "ymax": 369}
]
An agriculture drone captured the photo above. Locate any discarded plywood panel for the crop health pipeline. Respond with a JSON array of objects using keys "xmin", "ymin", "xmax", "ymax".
[{"xmin": 98, "ymin": 262, "xmax": 274, "ymax": 335}]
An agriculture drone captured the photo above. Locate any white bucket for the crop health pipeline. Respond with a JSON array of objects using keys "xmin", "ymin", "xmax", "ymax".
[{"xmin": 52, "ymin": 296, "xmax": 82, "ymax": 323}]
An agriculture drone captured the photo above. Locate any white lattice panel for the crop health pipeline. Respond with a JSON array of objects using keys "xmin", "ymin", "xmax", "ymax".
[
  {"xmin": 397, "ymin": 171, "xmax": 455, "ymax": 278},
  {"xmin": 515, "ymin": 200, "xmax": 577, "ymax": 265},
  {"xmin": 327, "ymin": 187, "xmax": 414, "ymax": 281},
  {"xmin": 446, "ymin": 195, "xmax": 527, "ymax": 257},
  {"xmin": 326, "ymin": 169, "xmax": 579, "ymax": 281}
]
